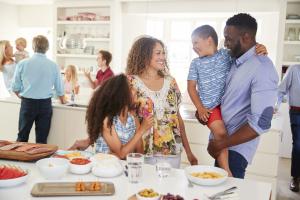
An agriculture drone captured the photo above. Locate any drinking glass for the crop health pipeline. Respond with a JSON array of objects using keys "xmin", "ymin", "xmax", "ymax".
[
  {"xmin": 126, "ymin": 153, "xmax": 144, "ymax": 183},
  {"xmin": 156, "ymin": 162, "xmax": 171, "ymax": 178}
]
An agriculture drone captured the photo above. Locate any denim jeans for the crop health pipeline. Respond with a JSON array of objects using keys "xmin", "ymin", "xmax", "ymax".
[
  {"xmin": 215, "ymin": 150, "xmax": 248, "ymax": 179},
  {"xmin": 17, "ymin": 98, "xmax": 52, "ymax": 144},
  {"xmin": 290, "ymin": 109, "xmax": 300, "ymax": 178}
]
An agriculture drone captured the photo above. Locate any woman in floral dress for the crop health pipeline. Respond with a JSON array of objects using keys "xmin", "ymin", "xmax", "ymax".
[{"xmin": 126, "ymin": 36, "xmax": 198, "ymax": 168}]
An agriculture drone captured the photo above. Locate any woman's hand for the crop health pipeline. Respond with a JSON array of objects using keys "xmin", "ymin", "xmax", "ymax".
[
  {"xmin": 139, "ymin": 115, "xmax": 154, "ymax": 133},
  {"xmin": 187, "ymin": 152, "xmax": 198, "ymax": 165},
  {"xmin": 68, "ymin": 138, "xmax": 90, "ymax": 151}
]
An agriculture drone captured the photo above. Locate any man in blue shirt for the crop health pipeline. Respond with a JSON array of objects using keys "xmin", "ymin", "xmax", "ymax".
[
  {"xmin": 277, "ymin": 65, "xmax": 300, "ymax": 192},
  {"xmin": 12, "ymin": 35, "xmax": 65, "ymax": 144},
  {"xmin": 207, "ymin": 13, "xmax": 279, "ymax": 178}
]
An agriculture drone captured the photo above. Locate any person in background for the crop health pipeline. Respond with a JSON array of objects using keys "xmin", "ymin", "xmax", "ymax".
[
  {"xmin": 276, "ymin": 64, "xmax": 300, "ymax": 192},
  {"xmin": 12, "ymin": 35, "xmax": 66, "ymax": 144},
  {"xmin": 207, "ymin": 13, "xmax": 278, "ymax": 179},
  {"xmin": 64, "ymin": 64, "xmax": 80, "ymax": 95},
  {"xmin": 0, "ymin": 40, "xmax": 16, "ymax": 92},
  {"xmin": 69, "ymin": 74, "xmax": 153, "ymax": 159},
  {"xmin": 84, "ymin": 50, "xmax": 114, "ymax": 89},
  {"xmin": 14, "ymin": 37, "xmax": 29, "ymax": 63},
  {"xmin": 126, "ymin": 36, "xmax": 198, "ymax": 168},
  {"xmin": 187, "ymin": 25, "xmax": 267, "ymax": 176}
]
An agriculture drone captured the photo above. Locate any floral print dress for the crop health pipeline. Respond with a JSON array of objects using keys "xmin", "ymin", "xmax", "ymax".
[{"xmin": 128, "ymin": 75, "xmax": 182, "ymax": 155}]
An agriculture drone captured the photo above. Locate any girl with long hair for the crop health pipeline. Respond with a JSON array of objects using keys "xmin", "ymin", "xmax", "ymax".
[{"xmin": 69, "ymin": 74, "xmax": 153, "ymax": 159}]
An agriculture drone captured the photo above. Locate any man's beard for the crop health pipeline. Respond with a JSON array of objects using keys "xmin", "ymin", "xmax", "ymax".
[{"xmin": 230, "ymin": 41, "xmax": 242, "ymax": 58}]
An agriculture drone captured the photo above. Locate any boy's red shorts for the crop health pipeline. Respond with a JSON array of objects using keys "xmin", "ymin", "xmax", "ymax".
[
  {"xmin": 207, "ymin": 105, "xmax": 222, "ymax": 127},
  {"xmin": 195, "ymin": 105, "xmax": 222, "ymax": 126}
]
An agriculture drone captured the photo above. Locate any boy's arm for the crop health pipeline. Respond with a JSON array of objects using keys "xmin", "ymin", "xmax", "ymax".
[
  {"xmin": 187, "ymin": 80, "xmax": 211, "ymax": 122},
  {"xmin": 255, "ymin": 43, "xmax": 268, "ymax": 55}
]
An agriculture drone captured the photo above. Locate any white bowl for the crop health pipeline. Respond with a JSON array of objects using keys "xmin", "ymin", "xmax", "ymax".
[
  {"xmin": 69, "ymin": 159, "xmax": 92, "ymax": 174},
  {"xmin": 91, "ymin": 159, "xmax": 123, "ymax": 178},
  {"xmin": 136, "ymin": 190, "xmax": 160, "ymax": 200},
  {"xmin": 36, "ymin": 158, "xmax": 69, "ymax": 179},
  {"xmin": 185, "ymin": 165, "xmax": 228, "ymax": 186},
  {"xmin": 0, "ymin": 171, "xmax": 28, "ymax": 187}
]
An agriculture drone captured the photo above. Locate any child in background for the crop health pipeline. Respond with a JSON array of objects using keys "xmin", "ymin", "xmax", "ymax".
[
  {"xmin": 68, "ymin": 74, "xmax": 153, "ymax": 159},
  {"xmin": 64, "ymin": 65, "xmax": 80, "ymax": 95},
  {"xmin": 14, "ymin": 37, "xmax": 29, "ymax": 63},
  {"xmin": 187, "ymin": 25, "xmax": 267, "ymax": 176}
]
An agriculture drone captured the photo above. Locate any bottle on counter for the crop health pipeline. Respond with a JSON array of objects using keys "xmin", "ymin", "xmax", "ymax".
[{"xmin": 70, "ymin": 89, "xmax": 75, "ymax": 103}]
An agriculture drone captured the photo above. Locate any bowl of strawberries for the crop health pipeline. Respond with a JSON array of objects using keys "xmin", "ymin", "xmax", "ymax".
[{"xmin": 0, "ymin": 164, "xmax": 28, "ymax": 187}]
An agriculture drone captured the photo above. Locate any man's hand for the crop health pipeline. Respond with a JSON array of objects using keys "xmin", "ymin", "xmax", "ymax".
[
  {"xmin": 207, "ymin": 139, "xmax": 226, "ymax": 159},
  {"xmin": 196, "ymin": 107, "xmax": 212, "ymax": 123}
]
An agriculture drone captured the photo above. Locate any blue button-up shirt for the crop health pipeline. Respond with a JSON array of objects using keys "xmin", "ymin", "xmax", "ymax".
[
  {"xmin": 12, "ymin": 53, "xmax": 64, "ymax": 99},
  {"xmin": 277, "ymin": 65, "xmax": 300, "ymax": 107},
  {"xmin": 221, "ymin": 46, "xmax": 278, "ymax": 163}
]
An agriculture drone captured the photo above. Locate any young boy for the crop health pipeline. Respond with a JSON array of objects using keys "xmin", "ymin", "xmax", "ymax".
[
  {"xmin": 187, "ymin": 25, "xmax": 266, "ymax": 176},
  {"xmin": 14, "ymin": 37, "xmax": 29, "ymax": 63}
]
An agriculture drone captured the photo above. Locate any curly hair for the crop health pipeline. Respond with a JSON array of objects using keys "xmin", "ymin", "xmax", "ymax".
[
  {"xmin": 86, "ymin": 74, "xmax": 133, "ymax": 144},
  {"xmin": 226, "ymin": 13, "xmax": 257, "ymax": 37},
  {"xmin": 125, "ymin": 36, "xmax": 169, "ymax": 77}
]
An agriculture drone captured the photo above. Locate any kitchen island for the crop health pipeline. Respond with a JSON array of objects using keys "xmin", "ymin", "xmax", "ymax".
[
  {"xmin": 0, "ymin": 159, "xmax": 272, "ymax": 200},
  {"xmin": 0, "ymin": 95, "xmax": 283, "ymax": 199}
]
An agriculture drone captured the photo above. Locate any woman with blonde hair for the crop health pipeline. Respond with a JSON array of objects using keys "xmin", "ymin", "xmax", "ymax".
[
  {"xmin": 0, "ymin": 40, "xmax": 16, "ymax": 92},
  {"xmin": 64, "ymin": 64, "xmax": 80, "ymax": 94},
  {"xmin": 126, "ymin": 36, "xmax": 198, "ymax": 168}
]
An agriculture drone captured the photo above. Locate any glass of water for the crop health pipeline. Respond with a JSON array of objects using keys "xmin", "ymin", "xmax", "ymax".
[
  {"xmin": 156, "ymin": 162, "xmax": 171, "ymax": 178},
  {"xmin": 126, "ymin": 153, "xmax": 144, "ymax": 183}
]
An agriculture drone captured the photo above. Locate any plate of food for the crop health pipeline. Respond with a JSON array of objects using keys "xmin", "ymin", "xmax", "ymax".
[
  {"xmin": 52, "ymin": 150, "xmax": 94, "ymax": 160},
  {"xmin": 0, "ymin": 164, "xmax": 28, "ymax": 187},
  {"xmin": 185, "ymin": 165, "xmax": 228, "ymax": 186}
]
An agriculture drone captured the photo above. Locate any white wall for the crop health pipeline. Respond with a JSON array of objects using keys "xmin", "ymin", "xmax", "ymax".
[
  {"xmin": 121, "ymin": 0, "xmax": 281, "ymax": 72},
  {"xmin": 18, "ymin": 5, "xmax": 53, "ymax": 27},
  {"xmin": 0, "ymin": 3, "xmax": 19, "ymax": 42}
]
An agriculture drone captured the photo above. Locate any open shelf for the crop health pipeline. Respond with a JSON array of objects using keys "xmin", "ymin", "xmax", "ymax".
[
  {"xmin": 282, "ymin": 61, "xmax": 300, "ymax": 65},
  {"xmin": 57, "ymin": 20, "xmax": 110, "ymax": 25},
  {"xmin": 56, "ymin": 54, "xmax": 97, "ymax": 58},
  {"xmin": 283, "ymin": 41, "xmax": 300, "ymax": 45}
]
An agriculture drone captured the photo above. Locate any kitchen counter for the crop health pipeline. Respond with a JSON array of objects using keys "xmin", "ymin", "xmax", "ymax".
[{"xmin": 0, "ymin": 159, "xmax": 272, "ymax": 200}]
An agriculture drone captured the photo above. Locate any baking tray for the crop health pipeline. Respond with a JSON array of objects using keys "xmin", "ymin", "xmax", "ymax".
[{"xmin": 31, "ymin": 181, "xmax": 115, "ymax": 197}]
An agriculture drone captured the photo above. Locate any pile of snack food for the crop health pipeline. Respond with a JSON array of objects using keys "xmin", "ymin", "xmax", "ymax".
[
  {"xmin": 161, "ymin": 193, "xmax": 184, "ymax": 200},
  {"xmin": 191, "ymin": 171, "xmax": 223, "ymax": 179},
  {"xmin": 75, "ymin": 181, "xmax": 101, "ymax": 191},
  {"xmin": 138, "ymin": 189, "xmax": 159, "ymax": 198}
]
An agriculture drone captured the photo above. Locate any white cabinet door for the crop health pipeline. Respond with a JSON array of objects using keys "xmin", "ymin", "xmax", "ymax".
[{"xmin": 279, "ymin": 103, "xmax": 292, "ymax": 158}]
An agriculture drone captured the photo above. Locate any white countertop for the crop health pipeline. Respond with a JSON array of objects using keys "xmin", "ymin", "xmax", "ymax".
[
  {"xmin": 0, "ymin": 94, "xmax": 285, "ymax": 131},
  {"xmin": 0, "ymin": 160, "xmax": 272, "ymax": 200}
]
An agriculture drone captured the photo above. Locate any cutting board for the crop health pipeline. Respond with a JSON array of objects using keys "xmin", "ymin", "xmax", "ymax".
[{"xmin": 0, "ymin": 142, "xmax": 58, "ymax": 161}]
